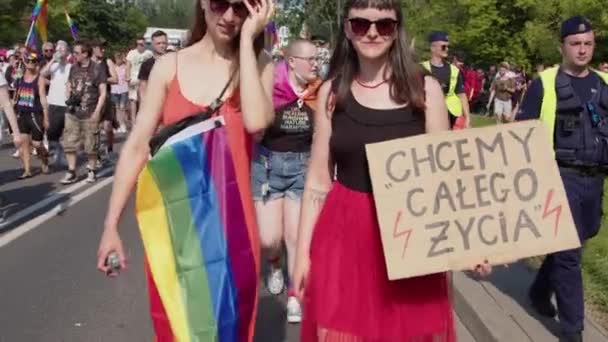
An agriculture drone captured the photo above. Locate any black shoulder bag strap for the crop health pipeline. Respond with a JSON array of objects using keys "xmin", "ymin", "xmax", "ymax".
[{"xmin": 149, "ymin": 70, "xmax": 236, "ymax": 156}]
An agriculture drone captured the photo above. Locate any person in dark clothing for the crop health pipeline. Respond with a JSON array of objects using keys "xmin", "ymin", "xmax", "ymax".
[
  {"xmin": 516, "ymin": 16, "xmax": 607, "ymax": 342},
  {"xmin": 421, "ymin": 31, "xmax": 471, "ymax": 129},
  {"xmin": 92, "ymin": 39, "xmax": 118, "ymax": 160},
  {"xmin": 14, "ymin": 51, "xmax": 49, "ymax": 178},
  {"xmin": 138, "ymin": 30, "xmax": 168, "ymax": 101}
]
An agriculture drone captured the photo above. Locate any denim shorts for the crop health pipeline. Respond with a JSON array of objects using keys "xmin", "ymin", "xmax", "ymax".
[{"xmin": 251, "ymin": 145, "xmax": 310, "ymax": 202}]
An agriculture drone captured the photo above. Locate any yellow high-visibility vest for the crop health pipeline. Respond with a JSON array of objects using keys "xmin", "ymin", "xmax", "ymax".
[
  {"xmin": 538, "ymin": 67, "xmax": 608, "ymax": 144},
  {"xmin": 422, "ymin": 61, "xmax": 463, "ymax": 116}
]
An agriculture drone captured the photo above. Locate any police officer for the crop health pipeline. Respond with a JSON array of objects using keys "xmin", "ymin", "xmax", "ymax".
[
  {"xmin": 421, "ymin": 31, "xmax": 471, "ymax": 129},
  {"xmin": 516, "ymin": 16, "xmax": 608, "ymax": 342}
]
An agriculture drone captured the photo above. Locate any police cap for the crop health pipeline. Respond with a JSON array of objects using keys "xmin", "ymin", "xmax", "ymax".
[
  {"xmin": 560, "ymin": 16, "xmax": 593, "ymax": 39},
  {"xmin": 428, "ymin": 31, "xmax": 449, "ymax": 43}
]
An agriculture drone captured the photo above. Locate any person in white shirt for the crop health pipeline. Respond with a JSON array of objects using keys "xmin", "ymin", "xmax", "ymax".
[
  {"xmin": 125, "ymin": 38, "xmax": 152, "ymax": 124},
  {"xmin": 40, "ymin": 40, "xmax": 71, "ymax": 166}
]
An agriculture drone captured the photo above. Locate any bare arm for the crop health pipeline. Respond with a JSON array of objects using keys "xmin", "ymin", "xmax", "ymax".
[
  {"xmin": 425, "ymin": 76, "xmax": 451, "ymax": 133},
  {"xmin": 106, "ymin": 59, "xmax": 118, "ymax": 85},
  {"xmin": 40, "ymin": 62, "xmax": 53, "ymax": 77},
  {"xmin": 138, "ymin": 80, "xmax": 148, "ymax": 101},
  {"xmin": 92, "ymin": 83, "xmax": 107, "ymax": 121},
  {"xmin": 103, "ymin": 54, "xmax": 172, "ymax": 230},
  {"xmin": 239, "ymin": 43, "xmax": 274, "ymax": 134},
  {"xmin": 295, "ymin": 81, "xmax": 335, "ymax": 262},
  {"xmin": 458, "ymin": 92, "xmax": 471, "ymax": 126},
  {"xmin": 125, "ymin": 60, "xmax": 132, "ymax": 82},
  {"xmin": 0, "ymin": 85, "xmax": 20, "ymax": 135},
  {"xmin": 38, "ymin": 75, "xmax": 49, "ymax": 125}
]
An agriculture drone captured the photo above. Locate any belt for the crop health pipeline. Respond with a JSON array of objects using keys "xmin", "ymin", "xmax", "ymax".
[
  {"xmin": 255, "ymin": 144, "xmax": 310, "ymax": 161},
  {"xmin": 558, "ymin": 162, "xmax": 608, "ymax": 177}
]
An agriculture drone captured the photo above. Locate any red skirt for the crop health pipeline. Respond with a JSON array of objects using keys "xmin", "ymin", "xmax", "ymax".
[{"xmin": 301, "ymin": 182, "xmax": 455, "ymax": 342}]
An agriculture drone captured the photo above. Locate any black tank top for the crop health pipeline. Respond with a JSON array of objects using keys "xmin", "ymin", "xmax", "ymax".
[{"xmin": 330, "ymin": 91, "xmax": 426, "ymax": 193}]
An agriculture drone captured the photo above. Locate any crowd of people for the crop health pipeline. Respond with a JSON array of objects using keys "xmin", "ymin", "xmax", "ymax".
[
  {"xmin": 1, "ymin": 0, "xmax": 606, "ymax": 341},
  {"xmin": 0, "ymin": 31, "xmax": 174, "ymax": 183}
]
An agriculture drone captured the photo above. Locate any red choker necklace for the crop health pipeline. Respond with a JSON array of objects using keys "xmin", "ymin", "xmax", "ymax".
[{"xmin": 355, "ymin": 78, "xmax": 388, "ymax": 89}]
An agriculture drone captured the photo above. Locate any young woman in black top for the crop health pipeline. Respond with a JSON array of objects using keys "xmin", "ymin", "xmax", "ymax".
[{"xmin": 292, "ymin": 1, "xmax": 491, "ymax": 340}]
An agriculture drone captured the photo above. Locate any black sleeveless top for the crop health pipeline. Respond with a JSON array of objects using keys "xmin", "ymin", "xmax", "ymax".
[{"xmin": 330, "ymin": 91, "xmax": 426, "ymax": 193}]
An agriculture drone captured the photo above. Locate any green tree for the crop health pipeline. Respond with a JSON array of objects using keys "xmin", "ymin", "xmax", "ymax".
[{"xmin": 68, "ymin": 0, "xmax": 148, "ymax": 52}]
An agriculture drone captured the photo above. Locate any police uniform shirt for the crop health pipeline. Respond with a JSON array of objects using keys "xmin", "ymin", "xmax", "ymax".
[
  {"xmin": 430, "ymin": 63, "xmax": 465, "ymax": 96},
  {"xmin": 516, "ymin": 71, "xmax": 602, "ymax": 120}
]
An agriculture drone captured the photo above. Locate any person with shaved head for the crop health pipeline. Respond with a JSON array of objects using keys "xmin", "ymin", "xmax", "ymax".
[{"xmin": 252, "ymin": 38, "xmax": 321, "ymax": 323}]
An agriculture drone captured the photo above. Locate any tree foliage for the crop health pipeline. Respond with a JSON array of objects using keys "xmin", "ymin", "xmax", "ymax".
[
  {"xmin": 301, "ymin": 0, "xmax": 608, "ymax": 69},
  {"xmin": 0, "ymin": 0, "xmax": 148, "ymax": 53},
  {"xmin": 138, "ymin": 0, "xmax": 192, "ymax": 29}
]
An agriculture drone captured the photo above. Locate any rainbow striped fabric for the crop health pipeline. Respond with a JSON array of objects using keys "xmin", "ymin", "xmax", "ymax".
[
  {"xmin": 64, "ymin": 9, "xmax": 79, "ymax": 40},
  {"xmin": 136, "ymin": 116, "xmax": 258, "ymax": 342},
  {"xmin": 26, "ymin": 0, "xmax": 48, "ymax": 52}
]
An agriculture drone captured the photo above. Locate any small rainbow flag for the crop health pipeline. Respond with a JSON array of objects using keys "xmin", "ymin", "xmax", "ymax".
[
  {"xmin": 26, "ymin": 0, "xmax": 48, "ymax": 52},
  {"xmin": 64, "ymin": 9, "xmax": 79, "ymax": 40},
  {"xmin": 136, "ymin": 116, "xmax": 258, "ymax": 341},
  {"xmin": 265, "ymin": 22, "xmax": 279, "ymax": 53}
]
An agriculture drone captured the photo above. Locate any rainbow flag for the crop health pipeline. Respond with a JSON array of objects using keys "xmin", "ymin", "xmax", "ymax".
[
  {"xmin": 64, "ymin": 9, "xmax": 79, "ymax": 40},
  {"xmin": 26, "ymin": 0, "xmax": 48, "ymax": 52},
  {"xmin": 265, "ymin": 22, "xmax": 279, "ymax": 53},
  {"xmin": 136, "ymin": 116, "xmax": 258, "ymax": 341}
]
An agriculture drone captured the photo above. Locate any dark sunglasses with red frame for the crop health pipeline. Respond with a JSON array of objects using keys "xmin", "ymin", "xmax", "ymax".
[
  {"xmin": 209, "ymin": 0, "xmax": 249, "ymax": 18},
  {"xmin": 348, "ymin": 17, "xmax": 398, "ymax": 37}
]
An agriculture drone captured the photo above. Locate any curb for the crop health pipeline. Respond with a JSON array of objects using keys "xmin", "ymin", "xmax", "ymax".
[{"xmin": 452, "ymin": 271, "xmax": 531, "ymax": 342}]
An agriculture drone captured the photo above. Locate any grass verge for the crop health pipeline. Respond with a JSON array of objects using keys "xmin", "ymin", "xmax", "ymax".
[{"xmin": 470, "ymin": 114, "xmax": 608, "ymax": 330}]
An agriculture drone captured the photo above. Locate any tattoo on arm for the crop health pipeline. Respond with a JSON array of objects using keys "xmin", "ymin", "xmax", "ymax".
[{"xmin": 306, "ymin": 188, "xmax": 328, "ymax": 209}]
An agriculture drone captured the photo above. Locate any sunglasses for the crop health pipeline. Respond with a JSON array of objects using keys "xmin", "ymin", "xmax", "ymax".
[
  {"xmin": 292, "ymin": 56, "xmax": 318, "ymax": 64},
  {"xmin": 440, "ymin": 44, "xmax": 449, "ymax": 51},
  {"xmin": 209, "ymin": 0, "xmax": 248, "ymax": 18},
  {"xmin": 348, "ymin": 17, "xmax": 398, "ymax": 37},
  {"xmin": 44, "ymin": 49, "xmax": 54, "ymax": 53}
]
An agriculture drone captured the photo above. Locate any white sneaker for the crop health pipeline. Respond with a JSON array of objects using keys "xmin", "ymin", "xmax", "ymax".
[
  {"xmin": 86, "ymin": 169, "xmax": 96, "ymax": 183},
  {"xmin": 286, "ymin": 296, "xmax": 302, "ymax": 324},
  {"xmin": 266, "ymin": 267, "xmax": 285, "ymax": 296},
  {"xmin": 11, "ymin": 149, "xmax": 19, "ymax": 158}
]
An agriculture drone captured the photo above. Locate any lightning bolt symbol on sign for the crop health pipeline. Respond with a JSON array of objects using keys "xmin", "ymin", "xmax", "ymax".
[
  {"xmin": 542, "ymin": 189, "xmax": 563, "ymax": 237},
  {"xmin": 393, "ymin": 210, "xmax": 413, "ymax": 259}
]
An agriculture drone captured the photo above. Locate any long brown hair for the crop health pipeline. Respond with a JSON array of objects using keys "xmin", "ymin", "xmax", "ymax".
[
  {"xmin": 329, "ymin": 0, "xmax": 426, "ymax": 112},
  {"xmin": 188, "ymin": 0, "xmax": 265, "ymax": 57}
]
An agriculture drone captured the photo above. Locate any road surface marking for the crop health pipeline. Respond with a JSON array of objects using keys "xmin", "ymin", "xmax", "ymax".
[{"xmin": 0, "ymin": 171, "xmax": 114, "ymax": 248}]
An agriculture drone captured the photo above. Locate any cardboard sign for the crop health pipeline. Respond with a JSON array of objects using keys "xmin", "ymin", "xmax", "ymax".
[{"xmin": 365, "ymin": 121, "xmax": 581, "ymax": 280}]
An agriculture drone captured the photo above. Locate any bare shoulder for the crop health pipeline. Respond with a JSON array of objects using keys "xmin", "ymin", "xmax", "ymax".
[
  {"xmin": 149, "ymin": 52, "xmax": 178, "ymax": 83},
  {"xmin": 424, "ymin": 75, "xmax": 442, "ymax": 94},
  {"xmin": 318, "ymin": 80, "xmax": 333, "ymax": 98}
]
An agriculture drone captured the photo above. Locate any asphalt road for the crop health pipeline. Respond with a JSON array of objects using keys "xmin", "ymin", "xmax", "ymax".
[{"xmin": 0, "ymin": 136, "xmax": 475, "ymax": 342}]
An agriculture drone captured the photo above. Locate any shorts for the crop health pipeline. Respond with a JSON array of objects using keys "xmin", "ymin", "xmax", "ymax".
[
  {"xmin": 128, "ymin": 84, "xmax": 138, "ymax": 101},
  {"xmin": 61, "ymin": 114, "xmax": 99, "ymax": 155},
  {"xmin": 251, "ymin": 145, "xmax": 310, "ymax": 202},
  {"xmin": 47, "ymin": 105, "xmax": 66, "ymax": 142},
  {"xmin": 111, "ymin": 92, "xmax": 128, "ymax": 110},
  {"xmin": 101, "ymin": 96, "xmax": 117, "ymax": 125},
  {"xmin": 494, "ymin": 98, "xmax": 513, "ymax": 116},
  {"xmin": 17, "ymin": 111, "xmax": 44, "ymax": 142}
]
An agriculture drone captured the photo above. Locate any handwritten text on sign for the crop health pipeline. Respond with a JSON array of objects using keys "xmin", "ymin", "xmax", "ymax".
[{"xmin": 365, "ymin": 121, "xmax": 581, "ymax": 280}]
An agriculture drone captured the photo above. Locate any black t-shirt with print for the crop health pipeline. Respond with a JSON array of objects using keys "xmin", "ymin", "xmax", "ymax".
[
  {"xmin": 430, "ymin": 63, "xmax": 465, "ymax": 95},
  {"xmin": 68, "ymin": 61, "xmax": 107, "ymax": 119},
  {"xmin": 261, "ymin": 100, "xmax": 314, "ymax": 152}
]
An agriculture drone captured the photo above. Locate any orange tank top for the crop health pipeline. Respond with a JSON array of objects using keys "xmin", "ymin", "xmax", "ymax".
[{"xmin": 160, "ymin": 76, "xmax": 261, "ymax": 332}]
